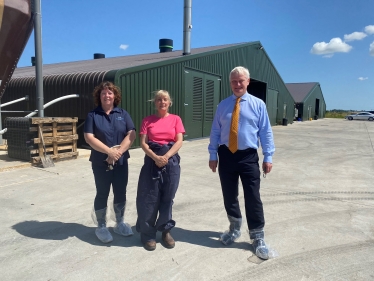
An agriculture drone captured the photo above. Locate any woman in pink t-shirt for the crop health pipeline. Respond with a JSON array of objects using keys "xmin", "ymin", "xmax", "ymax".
[{"xmin": 136, "ymin": 90, "xmax": 185, "ymax": 251}]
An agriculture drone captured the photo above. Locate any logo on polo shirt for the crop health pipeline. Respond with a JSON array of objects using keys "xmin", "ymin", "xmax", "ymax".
[{"xmin": 116, "ymin": 117, "xmax": 124, "ymax": 121}]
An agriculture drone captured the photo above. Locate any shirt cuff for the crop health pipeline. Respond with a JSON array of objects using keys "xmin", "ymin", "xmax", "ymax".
[
  {"xmin": 209, "ymin": 153, "xmax": 218, "ymax": 161},
  {"xmin": 263, "ymin": 155, "xmax": 272, "ymax": 163}
]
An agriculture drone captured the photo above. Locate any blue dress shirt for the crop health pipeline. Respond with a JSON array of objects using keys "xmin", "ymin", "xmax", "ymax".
[{"xmin": 208, "ymin": 92, "xmax": 275, "ymax": 163}]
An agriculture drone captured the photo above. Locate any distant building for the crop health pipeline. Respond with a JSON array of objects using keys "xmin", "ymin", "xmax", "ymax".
[{"xmin": 286, "ymin": 82, "xmax": 326, "ymax": 121}]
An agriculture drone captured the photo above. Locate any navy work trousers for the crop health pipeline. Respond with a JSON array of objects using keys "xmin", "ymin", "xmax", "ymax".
[
  {"xmin": 92, "ymin": 162, "xmax": 129, "ymax": 211},
  {"xmin": 218, "ymin": 145, "xmax": 265, "ymax": 230},
  {"xmin": 136, "ymin": 144, "xmax": 180, "ymax": 243}
]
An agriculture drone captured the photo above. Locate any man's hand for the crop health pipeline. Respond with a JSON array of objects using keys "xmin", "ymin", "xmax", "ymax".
[
  {"xmin": 209, "ymin": 160, "xmax": 218, "ymax": 173},
  {"xmin": 262, "ymin": 162, "xmax": 273, "ymax": 174}
]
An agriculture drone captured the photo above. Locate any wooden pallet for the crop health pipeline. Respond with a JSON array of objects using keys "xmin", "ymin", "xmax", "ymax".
[{"xmin": 30, "ymin": 117, "xmax": 79, "ymax": 164}]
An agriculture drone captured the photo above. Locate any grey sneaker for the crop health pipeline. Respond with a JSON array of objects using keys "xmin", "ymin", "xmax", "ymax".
[
  {"xmin": 113, "ymin": 222, "xmax": 133, "ymax": 237},
  {"xmin": 95, "ymin": 226, "xmax": 113, "ymax": 243},
  {"xmin": 252, "ymin": 238, "xmax": 269, "ymax": 260}
]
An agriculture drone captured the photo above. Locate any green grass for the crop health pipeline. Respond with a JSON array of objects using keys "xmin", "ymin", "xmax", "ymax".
[{"xmin": 325, "ymin": 110, "xmax": 353, "ymax": 118}]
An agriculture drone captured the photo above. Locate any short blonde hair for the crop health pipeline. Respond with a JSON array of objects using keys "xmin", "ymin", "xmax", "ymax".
[
  {"xmin": 230, "ymin": 66, "xmax": 250, "ymax": 80},
  {"xmin": 149, "ymin": 90, "xmax": 173, "ymax": 107}
]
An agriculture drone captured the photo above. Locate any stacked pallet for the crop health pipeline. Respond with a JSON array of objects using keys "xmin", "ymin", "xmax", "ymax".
[{"xmin": 5, "ymin": 117, "xmax": 79, "ymax": 163}]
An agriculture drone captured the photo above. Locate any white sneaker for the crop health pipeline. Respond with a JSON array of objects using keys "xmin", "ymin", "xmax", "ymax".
[
  {"xmin": 95, "ymin": 226, "xmax": 113, "ymax": 243},
  {"xmin": 113, "ymin": 222, "xmax": 134, "ymax": 237}
]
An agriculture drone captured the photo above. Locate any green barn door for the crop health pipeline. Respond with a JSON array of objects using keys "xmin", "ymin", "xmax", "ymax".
[
  {"xmin": 184, "ymin": 69, "xmax": 220, "ymax": 140},
  {"xmin": 266, "ymin": 89, "xmax": 278, "ymax": 126},
  {"xmin": 184, "ymin": 71, "xmax": 204, "ymax": 139}
]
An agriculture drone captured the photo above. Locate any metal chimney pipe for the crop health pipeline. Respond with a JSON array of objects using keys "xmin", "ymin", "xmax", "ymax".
[
  {"xmin": 34, "ymin": 0, "xmax": 44, "ymax": 117},
  {"xmin": 183, "ymin": 0, "xmax": 192, "ymax": 55}
]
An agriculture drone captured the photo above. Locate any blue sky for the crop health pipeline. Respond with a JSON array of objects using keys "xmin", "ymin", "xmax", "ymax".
[{"xmin": 18, "ymin": 0, "xmax": 374, "ymax": 110}]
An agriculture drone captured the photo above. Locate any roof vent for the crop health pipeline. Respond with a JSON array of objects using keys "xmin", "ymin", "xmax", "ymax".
[
  {"xmin": 159, "ymin": 39, "xmax": 173, "ymax": 53},
  {"xmin": 94, "ymin": 53, "xmax": 105, "ymax": 59}
]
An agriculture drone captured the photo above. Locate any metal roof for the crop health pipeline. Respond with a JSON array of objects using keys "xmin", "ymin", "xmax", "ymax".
[
  {"xmin": 285, "ymin": 82, "xmax": 318, "ymax": 103},
  {"xmin": 12, "ymin": 43, "xmax": 242, "ymax": 78}
]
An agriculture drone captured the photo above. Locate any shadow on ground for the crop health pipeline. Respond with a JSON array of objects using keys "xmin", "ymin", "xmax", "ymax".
[
  {"xmin": 12, "ymin": 221, "xmax": 249, "ymax": 250},
  {"xmin": 0, "ymin": 154, "xmax": 27, "ymax": 162}
]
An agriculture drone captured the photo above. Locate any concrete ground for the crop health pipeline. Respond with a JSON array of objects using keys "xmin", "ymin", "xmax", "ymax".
[{"xmin": 0, "ymin": 118, "xmax": 373, "ymax": 281}]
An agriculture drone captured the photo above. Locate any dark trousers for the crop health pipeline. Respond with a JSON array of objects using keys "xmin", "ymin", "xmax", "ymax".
[
  {"xmin": 136, "ymin": 151, "xmax": 180, "ymax": 243},
  {"xmin": 218, "ymin": 145, "xmax": 265, "ymax": 230},
  {"xmin": 92, "ymin": 162, "xmax": 129, "ymax": 211}
]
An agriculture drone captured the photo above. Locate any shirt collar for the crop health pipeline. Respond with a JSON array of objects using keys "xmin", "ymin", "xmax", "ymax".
[
  {"xmin": 231, "ymin": 92, "xmax": 249, "ymax": 101},
  {"xmin": 94, "ymin": 105, "xmax": 121, "ymax": 113}
]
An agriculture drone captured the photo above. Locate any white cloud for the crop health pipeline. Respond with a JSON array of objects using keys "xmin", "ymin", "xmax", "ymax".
[
  {"xmin": 365, "ymin": 25, "xmax": 374, "ymax": 35},
  {"xmin": 370, "ymin": 42, "xmax": 374, "ymax": 56},
  {"xmin": 344, "ymin": 32, "xmax": 367, "ymax": 42},
  {"xmin": 119, "ymin": 44, "xmax": 129, "ymax": 51},
  {"xmin": 311, "ymin": 38, "xmax": 352, "ymax": 55},
  {"xmin": 358, "ymin": 77, "xmax": 368, "ymax": 81},
  {"xmin": 323, "ymin": 54, "xmax": 334, "ymax": 58}
]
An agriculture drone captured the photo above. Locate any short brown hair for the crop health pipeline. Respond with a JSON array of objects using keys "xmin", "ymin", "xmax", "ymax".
[{"xmin": 92, "ymin": 81, "xmax": 122, "ymax": 107}]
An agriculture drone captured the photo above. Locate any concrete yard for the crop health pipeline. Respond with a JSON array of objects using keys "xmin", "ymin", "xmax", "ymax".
[{"xmin": 0, "ymin": 118, "xmax": 373, "ymax": 280}]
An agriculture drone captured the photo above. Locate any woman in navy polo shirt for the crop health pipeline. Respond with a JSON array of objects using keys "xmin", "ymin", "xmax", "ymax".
[{"xmin": 84, "ymin": 81, "xmax": 136, "ymax": 243}]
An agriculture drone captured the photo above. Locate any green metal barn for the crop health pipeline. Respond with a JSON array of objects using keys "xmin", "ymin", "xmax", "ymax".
[
  {"xmin": 285, "ymin": 83, "xmax": 326, "ymax": 121},
  {"xmin": 3, "ymin": 41, "xmax": 296, "ymax": 147}
]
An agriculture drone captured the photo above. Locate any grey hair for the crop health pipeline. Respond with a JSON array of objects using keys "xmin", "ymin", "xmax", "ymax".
[
  {"xmin": 149, "ymin": 90, "xmax": 173, "ymax": 107},
  {"xmin": 230, "ymin": 66, "xmax": 250, "ymax": 80}
]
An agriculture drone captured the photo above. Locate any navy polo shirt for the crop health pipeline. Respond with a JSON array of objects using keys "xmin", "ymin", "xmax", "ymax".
[{"xmin": 84, "ymin": 106, "xmax": 135, "ymax": 166}]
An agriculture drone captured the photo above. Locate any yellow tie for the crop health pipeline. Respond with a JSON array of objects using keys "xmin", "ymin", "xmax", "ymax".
[{"xmin": 229, "ymin": 97, "xmax": 241, "ymax": 153}]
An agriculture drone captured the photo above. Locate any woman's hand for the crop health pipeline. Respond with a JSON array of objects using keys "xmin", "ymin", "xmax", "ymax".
[
  {"xmin": 106, "ymin": 156, "xmax": 116, "ymax": 165},
  {"xmin": 107, "ymin": 146, "xmax": 122, "ymax": 162},
  {"xmin": 154, "ymin": 155, "xmax": 168, "ymax": 168}
]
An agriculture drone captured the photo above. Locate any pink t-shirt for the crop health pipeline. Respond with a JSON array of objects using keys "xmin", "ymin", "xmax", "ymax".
[{"xmin": 140, "ymin": 114, "xmax": 185, "ymax": 145}]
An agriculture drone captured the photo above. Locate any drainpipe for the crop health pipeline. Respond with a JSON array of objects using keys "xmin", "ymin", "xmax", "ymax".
[
  {"xmin": 183, "ymin": 0, "xmax": 192, "ymax": 55},
  {"xmin": 34, "ymin": 0, "xmax": 44, "ymax": 117},
  {"xmin": 25, "ymin": 94, "xmax": 79, "ymax": 117},
  {"xmin": 0, "ymin": 96, "xmax": 29, "ymax": 108}
]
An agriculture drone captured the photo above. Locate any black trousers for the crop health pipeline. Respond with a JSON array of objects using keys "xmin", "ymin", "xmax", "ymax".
[
  {"xmin": 92, "ymin": 162, "xmax": 129, "ymax": 211},
  {"xmin": 218, "ymin": 145, "xmax": 264, "ymax": 230}
]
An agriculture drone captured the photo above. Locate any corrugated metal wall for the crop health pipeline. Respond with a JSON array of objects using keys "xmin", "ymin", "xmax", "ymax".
[
  {"xmin": 116, "ymin": 43, "xmax": 295, "ymax": 147},
  {"xmin": 118, "ymin": 65, "xmax": 185, "ymax": 147},
  {"xmin": 1, "ymin": 71, "xmax": 109, "ymax": 120},
  {"xmin": 2, "ymin": 42, "xmax": 296, "ymax": 147},
  {"xmin": 1, "ymin": 71, "xmax": 111, "ymax": 144}
]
